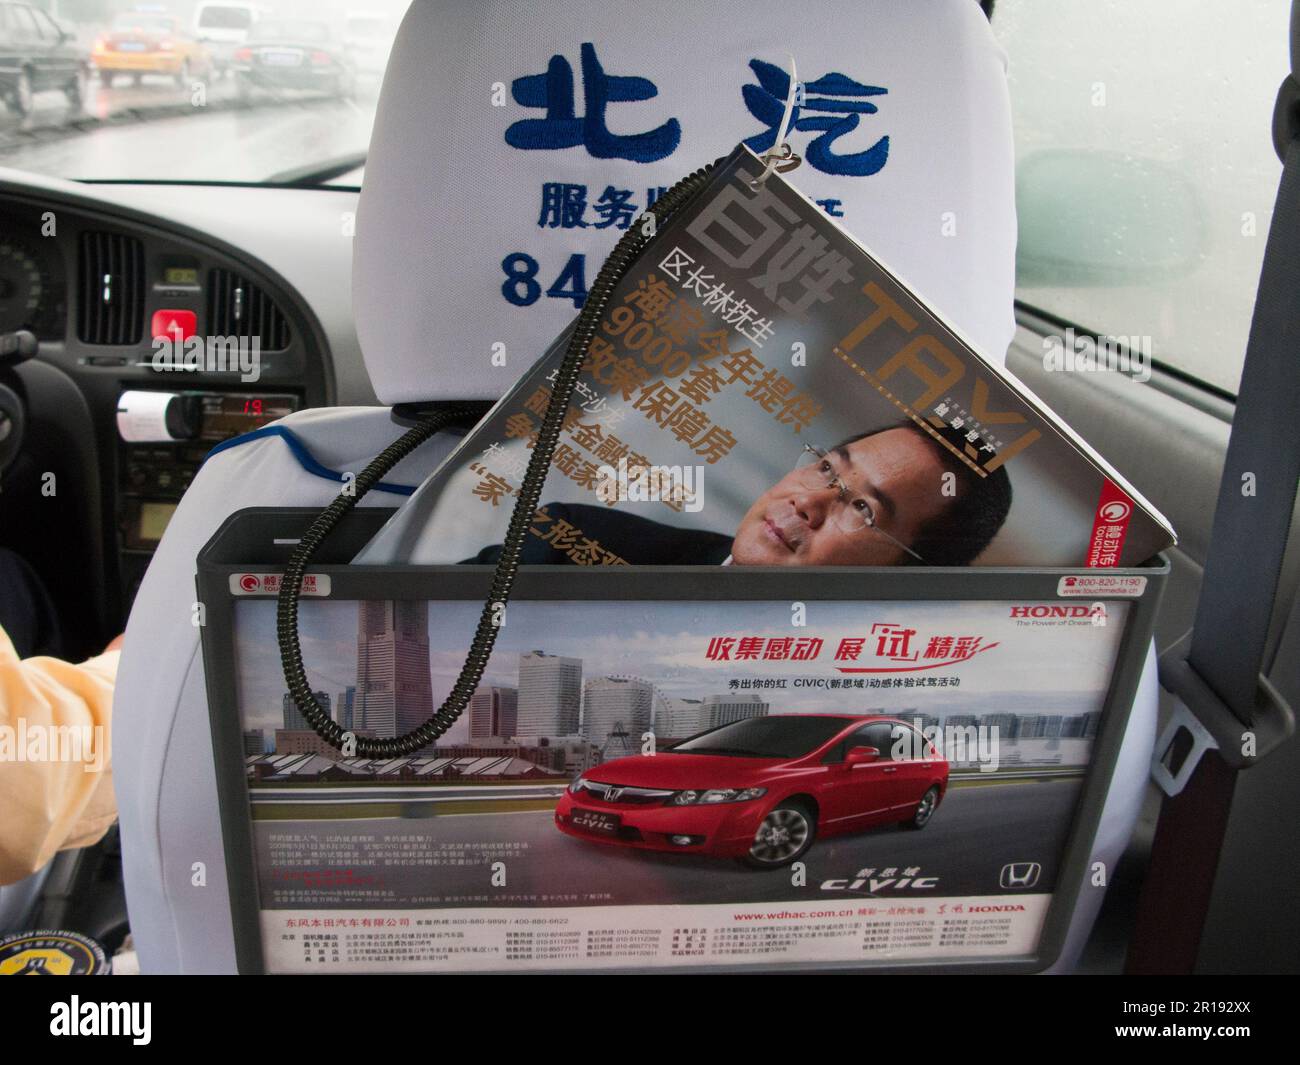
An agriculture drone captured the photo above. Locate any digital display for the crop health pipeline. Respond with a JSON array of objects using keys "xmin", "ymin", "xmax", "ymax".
[
  {"xmin": 139, "ymin": 501, "xmax": 177, "ymax": 543},
  {"xmin": 199, "ymin": 393, "xmax": 297, "ymax": 441},
  {"xmin": 164, "ymin": 267, "xmax": 199, "ymax": 286}
]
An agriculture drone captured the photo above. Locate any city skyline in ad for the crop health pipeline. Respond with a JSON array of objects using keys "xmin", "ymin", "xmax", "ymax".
[{"xmin": 233, "ymin": 598, "xmax": 1129, "ymax": 746}]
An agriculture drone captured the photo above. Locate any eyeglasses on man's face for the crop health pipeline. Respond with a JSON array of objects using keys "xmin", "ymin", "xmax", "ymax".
[{"xmin": 792, "ymin": 443, "xmax": 926, "ymax": 563}]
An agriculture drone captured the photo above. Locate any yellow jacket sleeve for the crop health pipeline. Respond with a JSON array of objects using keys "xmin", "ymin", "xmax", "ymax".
[{"xmin": 0, "ymin": 627, "xmax": 118, "ymax": 886}]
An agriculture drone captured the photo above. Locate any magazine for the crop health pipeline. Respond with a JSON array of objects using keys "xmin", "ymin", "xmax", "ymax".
[{"xmin": 356, "ymin": 144, "xmax": 1174, "ymax": 569}]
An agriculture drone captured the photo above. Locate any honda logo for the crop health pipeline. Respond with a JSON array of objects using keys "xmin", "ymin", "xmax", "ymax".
[
  {"xmin": 1000, "ymin": 862, "xmax": 1041, "ymax": 889},
  {"xmin": 603, "ymin": 787, "xmax": 623, "ymax": 802}
]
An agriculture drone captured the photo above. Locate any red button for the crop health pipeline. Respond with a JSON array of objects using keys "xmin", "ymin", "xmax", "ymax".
[{"xmin": 151, "ymin": 309, "xmax": 197, "ymax": 341}]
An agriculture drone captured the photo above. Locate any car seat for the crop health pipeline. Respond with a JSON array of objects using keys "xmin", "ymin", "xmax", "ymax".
[{"xmin": 113, "ymin": 0, "xmax": 1154, "ymax": 973}]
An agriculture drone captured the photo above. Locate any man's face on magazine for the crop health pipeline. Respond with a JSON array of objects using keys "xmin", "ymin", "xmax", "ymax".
[{"xmin": 731, "ymin": 429, "xmax": 951, "ymax": 566}]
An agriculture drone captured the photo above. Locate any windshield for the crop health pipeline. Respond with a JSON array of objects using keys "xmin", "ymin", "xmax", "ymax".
[
  {"xmin": 346, "ymin": 17, "xmax": 387, "ymax": 39},
  {"xmin": 0, "ymin": 1, "xmax": 411, "ymax": 187},
  {"xmin": 670, "ymin": 717, "xmax": 853, "ymax": 759},
  {"xmin": 112, "ymin": 14, "xmax": 178, "ymax": 33},
  {"xmin": 249, "ymin": 20, "xmax": 332, "ymax": 43},
  {"xmin": 198, "ymin": 8, "xmax": 255, "ymax": 31}
]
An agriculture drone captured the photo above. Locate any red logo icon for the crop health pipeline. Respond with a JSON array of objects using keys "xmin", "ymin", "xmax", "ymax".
[{"xmin": 1099, "ymin": 500, "xmax": 1131, "ymax": 523}]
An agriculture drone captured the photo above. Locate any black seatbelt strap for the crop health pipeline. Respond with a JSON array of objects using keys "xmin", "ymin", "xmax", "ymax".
[{"xmin": 1126, "ymin": 3, "xmax": 1300, "ymax": 973}]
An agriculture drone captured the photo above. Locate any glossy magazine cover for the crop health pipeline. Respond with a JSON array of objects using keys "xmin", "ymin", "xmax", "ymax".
[{"xmin": 357, "ymin": 144, "xmax": 1174, "ymax": 570}]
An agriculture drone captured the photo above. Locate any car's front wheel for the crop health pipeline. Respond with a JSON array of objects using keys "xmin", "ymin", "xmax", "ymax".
[
  {"xmin": 65, "ymin": 65, "xmax": 87, "ymax": 109},
  {"xmin": 11, "ymin": 69, "xmax": 34, "ymax": 117},
  {"xmin": 742, "ymin": 801, "xmax": 816, "ymax": 869},
  {"xmin": 900, "ymin": 785, "xmax": 940, "ymax": 830}
]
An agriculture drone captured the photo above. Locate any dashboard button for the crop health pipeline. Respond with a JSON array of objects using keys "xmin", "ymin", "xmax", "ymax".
[{"xmin": 151, "ymin": 309, "xmax": 197, "ymax": 342}]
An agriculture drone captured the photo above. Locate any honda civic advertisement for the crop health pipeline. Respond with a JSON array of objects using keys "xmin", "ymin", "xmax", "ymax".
[{"xmin": 227, "ymin": 595, "xmax": 1131, "ymax": 972}]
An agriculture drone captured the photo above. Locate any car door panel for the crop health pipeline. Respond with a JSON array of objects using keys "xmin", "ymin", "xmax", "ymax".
[
  {"xmin": 888, "ymin": 724, "xmax": 937, "ymax": 812},
  {"xmin": 817, "ymin": 727, "xmax": 891, "ymax": 834},
  {"xmin": 841, "ymin": 724, "xmax": 903, "ymax": 831},
  {"xmin": 1008, "ymin": 313, "xmax": 1300, "ymax": 972},
  {"xmin": 31, "ymin": 8, "xmax": 72, "ymax": 88}
]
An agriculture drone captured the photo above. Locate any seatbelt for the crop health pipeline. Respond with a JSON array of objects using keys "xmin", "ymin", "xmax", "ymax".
[{"xmin": 1126, "ymin": 1, "xmax": 1300, "ymax": 974}]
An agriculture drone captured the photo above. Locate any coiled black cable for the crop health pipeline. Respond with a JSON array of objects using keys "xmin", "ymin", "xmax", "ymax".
[{"xmin": 278, "ymin": 153, "xmax": 725, "ymax": 757}]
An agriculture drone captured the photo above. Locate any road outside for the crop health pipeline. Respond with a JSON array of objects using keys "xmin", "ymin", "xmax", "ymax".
[{"xmin": 0, "ymin": 70, "xmax": 377, "ymax": 182}]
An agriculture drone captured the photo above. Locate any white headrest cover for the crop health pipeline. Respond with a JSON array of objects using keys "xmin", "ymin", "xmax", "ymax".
[{"xmin": 355, "ymin": 0, "xmax": 1016, "ymax": 404}]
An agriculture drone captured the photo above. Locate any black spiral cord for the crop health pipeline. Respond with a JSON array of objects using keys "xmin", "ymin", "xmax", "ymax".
[{"xmin": 277, "ymin": 154, "xmax": 725, "ymax": 757}]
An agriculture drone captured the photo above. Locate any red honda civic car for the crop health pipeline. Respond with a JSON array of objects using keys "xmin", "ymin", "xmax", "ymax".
[{"xmin": 555, "ymin": 714, "xmax": 950, "ymax": 868}]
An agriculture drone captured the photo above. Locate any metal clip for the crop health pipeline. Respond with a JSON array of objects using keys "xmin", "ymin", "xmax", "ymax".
[
  {"xmin": 749, "ymin": 53, "xmax": 802, "ymax": 189},
  {"xmin": 749, "ymin": 142, "xmax": 803, "ymax": 188},
  {"xmin": 1151, "ymin": 697, "xmax": 1219, "ymax": 798}
]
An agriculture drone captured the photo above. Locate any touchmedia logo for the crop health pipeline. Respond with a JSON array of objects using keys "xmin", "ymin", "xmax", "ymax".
[
  {"xmin": 1099, "ymin": 500, "xmax": 1132, "ymax": 523},
  {"xmin": 50, "ymin": 996, "xmax": 151, "ymax": 1045}
]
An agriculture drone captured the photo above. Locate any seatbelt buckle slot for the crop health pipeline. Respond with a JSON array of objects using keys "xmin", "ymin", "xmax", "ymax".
[
  {"xmin": 1151, "ymin": 699, "xmax": 1217, "ymax": 798},
  {"xmin": 1156, "ymin": 632, "xmax": 1294, "ymax": 783}
]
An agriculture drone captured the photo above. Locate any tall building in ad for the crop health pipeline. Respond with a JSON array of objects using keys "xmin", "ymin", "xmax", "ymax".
[
  {"xmin": 282, "ymin": 690, "xmax": 330, "ymax": 731},
  {"xmin": 983, "ymin": 713, "xmax": 1019, "ymax": 740},
  {"xmin": 516, "ymin": 651, "xmax": 582, "ymax": 737},
  {"xmin": 336, "ymin": 686, "xmax": 356, "ymax": 731},
  {"xmin": 701, "ymin": 692, "xmax": 768, "ymax": 728},
  {"xmin": 354, "ymin": 601, "xmax": 434, "ymax": 739},
  {"xmin": 582, "ymin": 676, "xmax": 654, "ymax": 750},
  {"xmin": 657, "ymin": 697, "xmax": 709, "ymax": 739},
  {"xmin": 470, "ymin": 686, "xmax": 519, "ymax": 739},
  {"xmin": 1017, "ymin": 714, "xmax": 1047, "ymax": 739},
  {"xmin": 912, "ymin": 712, "xmax": 940, "ymax": 734}
]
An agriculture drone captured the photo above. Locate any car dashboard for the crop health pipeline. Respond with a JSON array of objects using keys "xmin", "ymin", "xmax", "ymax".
[{"xmin": 0, "ymin": 168, "xmax": 369, "ymax": 653}]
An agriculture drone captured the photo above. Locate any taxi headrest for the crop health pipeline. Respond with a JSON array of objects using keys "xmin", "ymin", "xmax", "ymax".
[{"xmin": 354, "ymin": 0, "xmax": 1016, "ymax": 404}]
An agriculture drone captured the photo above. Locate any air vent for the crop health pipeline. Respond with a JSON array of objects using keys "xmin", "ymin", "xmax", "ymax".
[
  {"xmin": 77, "ymin": 231, "xmax": 145, "ymax": 345},
  {"xmin": 207, "ymin": 269, "xmax": 291, "ymax": 351}
]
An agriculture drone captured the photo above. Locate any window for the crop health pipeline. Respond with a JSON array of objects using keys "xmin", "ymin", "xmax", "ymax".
[
  {"xmin": 671, "ymin": 716, "xmax": 851, "ymax": 759},
  {"xmin": 823, "ymin": 726, "xmax": 865, "ymax": 764},
  {"xmin": 29, "ymin": 6, "xmax": 59, "ymax": 41},
  {"xmin": 0, "ymin": 2, "xmax": 405, "ymax": 187},
  {"xmin": 111, "ymin": 13, "xmax": 177, "ymax": 34},
  {"xmin": 890, "ymin": 724, "xmax": 927, "ymax": 761},
  {"xmin": 7, "ymin": 4, "xmax": 40, "ymax": 43},
  {"xmin": 250, "ymin": 20, "xmax": 332, "ymax": 44},
  {"xmin": 860, "ymin": 722, "xmax": 898, "ymax": 760},
  {"xmin": 824, "ymin": 722, "xmax": 895, "ymax": 763},
  {"xmin": 198, "ymin": 7, "xmax": 254, "ymax": 31},
  {"xmin": 992, "ymin": 1, "xmax": 1290, "ymax": 394}
]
